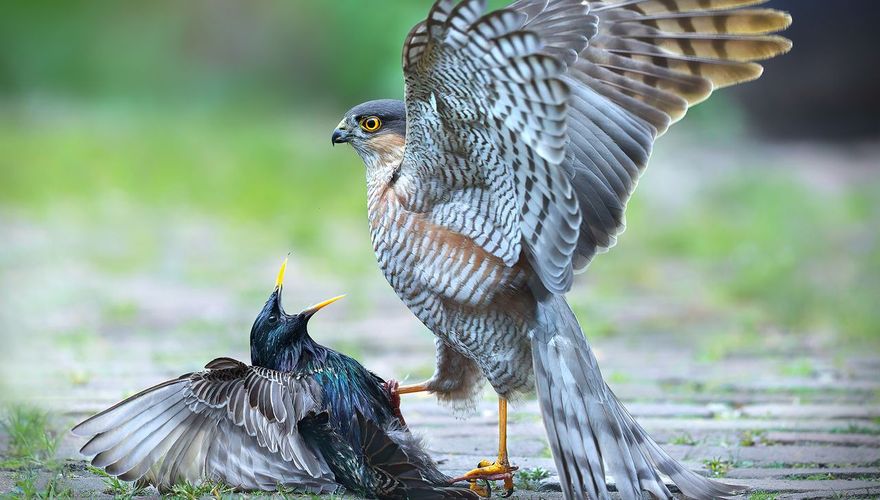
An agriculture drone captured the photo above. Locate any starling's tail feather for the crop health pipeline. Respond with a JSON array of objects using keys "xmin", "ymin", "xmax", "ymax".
[
  {"xmin": 531, "ymin": 293, "xmax": 745, "ymax": 500},
  {"xmin": 359, "ymin": 414, "xmax": 479, "ymax": 499}
]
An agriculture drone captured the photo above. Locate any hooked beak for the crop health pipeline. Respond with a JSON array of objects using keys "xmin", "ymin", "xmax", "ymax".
[
  {"xmin": 301, "ymin": 295, "xmax": 345, "ymax": 318},
  {"xmin": 331, "ymin": 119, "xmax": 350, "ymax": 146}
]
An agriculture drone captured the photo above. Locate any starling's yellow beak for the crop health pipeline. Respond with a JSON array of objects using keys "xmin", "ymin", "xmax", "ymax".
[
  {"xmin": 301, "ymin": 295, "xmax": 345, "ymax": 318},
  {"xmin": 275, "ymin": 257, "xmax": 288, "ymax": 290}
]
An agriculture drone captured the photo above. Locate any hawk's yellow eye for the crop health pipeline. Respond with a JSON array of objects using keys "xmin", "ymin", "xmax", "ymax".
[{"xmin": 359, "ymin": 116, "xmax": 382, "ymax": 132}]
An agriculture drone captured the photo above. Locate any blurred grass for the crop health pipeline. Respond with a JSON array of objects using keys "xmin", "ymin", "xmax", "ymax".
[
  {"xmin": 0, "ymin": 98, "xmax": 376, "ymax": 278},
  {"xmin": 1, "ymin": 0, "xmax": 878, "ymax": 355},
  {"xmin": 595, "ymin": 170, "xmax": 880, "ymax": 345}
]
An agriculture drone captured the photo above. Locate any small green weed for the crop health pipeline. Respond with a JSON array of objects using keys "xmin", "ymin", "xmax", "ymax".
[
  {"xmin": 606, "ymin": 371, "xmax": 632, "ymax": 385},
  {"xmin": 167, "ymin": 479, "xmax": 235, "ymax": 499},
  {"xmin": 829, "ymin": 423, "xmax": 880, "ymax": 435},
  {"xmin": 87, "ymin": 466, "xmax": 146, "ymax": 498},
  {"xmin": 739, "ymin": 429, "xmax": 769, "ymax": 447},
  {"xmin": 787, "ymin": 472, "xmax": 835, "ymax": 480},
  {"xmin": 749, "ymin": 492, "xmax": 778, "ymax": 500},
  {"xmin": 515, "ymin": 467, "xmax": 551, "ymax": 490},
  {"xmin": 0, "ymin": 406, "xmax": 59, "ymax": 469},
  {"xmin": 780, "ymin": 359, "xmax": 815, "ymax": 378},
  {"xmin": 669, "ymin": 433, "xmax": 698, "ymax": 445},
  {"xmin": 13, "ymin": 470, "xmax": 73, "ymax": 499},
  {"xmin": 703, "ymin": 457, "xmax": 732, "ymax": 478}
]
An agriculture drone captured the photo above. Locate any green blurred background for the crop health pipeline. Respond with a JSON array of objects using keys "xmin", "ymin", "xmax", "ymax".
[{"xmin": 0, "ymin": 0, "xmax": 878, "ymax": 407}]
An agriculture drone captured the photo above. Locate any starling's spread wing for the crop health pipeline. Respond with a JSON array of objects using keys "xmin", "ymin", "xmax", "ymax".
[
  {"xmin": 72, "ymin": 358, "xmax": 336, "ymax": 492},
  {"xmin": 400, "ymin": 0, "xmax": 790, "ymax": 292}
]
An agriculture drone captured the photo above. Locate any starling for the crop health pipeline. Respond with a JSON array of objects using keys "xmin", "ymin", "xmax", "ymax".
[{"xmin": 73, "ymin": 258, "xmax": 477, "ymax": 499}]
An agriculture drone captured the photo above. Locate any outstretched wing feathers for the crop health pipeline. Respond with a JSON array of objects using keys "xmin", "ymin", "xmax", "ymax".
[
  {"xmin": 562, "ymin": 0, "xmax": 789, "ymax": 267},
  {"xmin": 400, "ymin": 0, "xmax": 790, "ymax": 287},
  {"xmin": 72, "ymin": 358, "xmax": 336, "ymax": 492},
  {"xmin": 401, "ymin": 0, "xmax": 591, "ymax": 293}
]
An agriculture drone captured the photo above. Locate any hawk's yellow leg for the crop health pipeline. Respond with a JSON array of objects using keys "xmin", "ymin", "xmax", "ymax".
[
  {"xmin": 455, "ymin": 398, "xmax": 518, "ymax": 497},
  {"xmin": 395, "ymin": 387, "xmax": 518, "ymax": 497},
  {"xmin": 397, "ymin": 382, "xmax": 430, "ymax": 394}
]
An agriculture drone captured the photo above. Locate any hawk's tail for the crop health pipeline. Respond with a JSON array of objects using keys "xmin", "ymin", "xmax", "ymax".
[{"xmin": 531, "ymin": 293, "xmax": 745, "ymax": 500}]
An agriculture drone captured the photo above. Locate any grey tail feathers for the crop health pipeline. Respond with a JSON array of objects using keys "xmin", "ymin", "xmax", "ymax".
[{"xmin": 531, "ymin": 293, "xmax": 746, "ymax": 500}]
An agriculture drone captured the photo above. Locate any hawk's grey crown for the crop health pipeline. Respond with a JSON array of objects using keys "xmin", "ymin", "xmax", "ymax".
[{"xmin": 346, "ymin": 99, "xmax": 405, "ymax": 124}]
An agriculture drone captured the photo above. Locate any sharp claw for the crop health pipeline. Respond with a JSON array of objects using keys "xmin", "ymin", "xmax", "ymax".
[{"xmin": 501, "ymin": 476, "xmax": 514, "ymax": 498}]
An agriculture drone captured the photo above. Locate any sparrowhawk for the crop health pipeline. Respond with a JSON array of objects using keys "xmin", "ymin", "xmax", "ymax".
[{"xmin": 332, "ymin": 1, "xmax": 791, "ymax": 498}]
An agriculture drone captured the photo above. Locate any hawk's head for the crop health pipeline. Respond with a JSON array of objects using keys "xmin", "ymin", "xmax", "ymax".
[{"xmin": 332, "ymin": 99, "xmax": 406, "ymax": 169}]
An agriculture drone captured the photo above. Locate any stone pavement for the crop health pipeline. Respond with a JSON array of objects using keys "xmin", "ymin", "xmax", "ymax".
[
  {"xmin": 1, "ymin": 220, "xmax": 878, "ymax": 498},
  {"xmin": 27, "ymin": 327, "xmax": 880, "ymax": 499}
]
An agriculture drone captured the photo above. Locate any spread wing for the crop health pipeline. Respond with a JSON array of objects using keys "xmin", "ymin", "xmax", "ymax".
[
  {"xmin": 72, "ymin": 358, "xmax": 336, "ymax": 492},
  {"xmin": 399, "ymin": 0, "xmax": 790, "ymax": 293},
  {"xmin": 400, "ymin": 0, "xmax": 591, "ymax": 294}
]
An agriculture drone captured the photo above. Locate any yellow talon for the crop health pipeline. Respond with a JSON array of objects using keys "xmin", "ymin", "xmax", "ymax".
[
  {"xmin": 451, "ymin": 399, "xmax": 518, "ymax": 497},
  {"xmin": 461, "ymin": 460, "xmax": 515, "ymax": 479}
]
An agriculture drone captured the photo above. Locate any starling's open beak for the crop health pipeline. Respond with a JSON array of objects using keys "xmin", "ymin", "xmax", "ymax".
[
  {"xmin": 301, "ymin": 295, "xmax": 345, "ymax": 318},
  {"xmin": 331, "ymin": 120, "xmax": 350, "ymax": 146}
]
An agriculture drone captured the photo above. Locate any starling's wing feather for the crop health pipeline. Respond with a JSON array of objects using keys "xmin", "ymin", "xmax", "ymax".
[
  {"xmin": 399, "ymin": 0, "xmax": 789, "ymax": 290},
  {"xmin": 72, "ymin": 358, "xmax": 336, "ymax": 492}
]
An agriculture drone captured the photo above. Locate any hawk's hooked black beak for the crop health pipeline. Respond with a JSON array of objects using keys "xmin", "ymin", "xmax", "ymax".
[{"xmin": 331, "ymin": 120, "xmax": 350, "ymax": 146}]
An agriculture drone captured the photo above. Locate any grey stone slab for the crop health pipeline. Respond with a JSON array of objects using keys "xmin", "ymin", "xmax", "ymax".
[
  {"xmin": 537, "ymin": 475, "xmax": 880, "ymax": 497},
  {"xmin": 730, "ymin": 479, "xmax": 880, "ymax": 494},
  {"xmin": 727, "ymin": 467, "xmax": 880, "ymax": 480},
  {"xmin": 741, "ymin": 404, "xmax": 880, "ymax": 419},
  {"xmin": 665, "ymin": 443, "xmax": 880, "ymax": 466},
  {"xmin": 763, "ymin": 431, "xmax": 880, "ymax": 447},
  {"xmin": 778, "ymin": 488, "xmax": 880, "ymax": 500},
  {"xmin": 634, "ymin": 417, "xmax": 880, "ymax": 433}
]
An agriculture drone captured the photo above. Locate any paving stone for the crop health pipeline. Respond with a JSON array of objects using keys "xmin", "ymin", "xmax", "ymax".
[
  {"xmin": 741, "ymin": 404, "xmax": 880, "ymax": 420},
  {"xmin": 727, "ymin": 467, "xmax": 880, "ymax": 480},
  {"xmin": 665, "ymin": 443, "xmax": 880, "ymax": 466},
  {"xmin": 762, "ymin": 431, "xmax": 880, "ymax": 447},
  {"xmin": 778, "ymin": 488, "xmax": 880, "ymax": 500},
  {"xmin": 6, "ymin": 265, "xmax": 880, "ymax": 498},
  {"xmin": 728, "ymin": 478, "xmax": 880, "ymax": 494}
]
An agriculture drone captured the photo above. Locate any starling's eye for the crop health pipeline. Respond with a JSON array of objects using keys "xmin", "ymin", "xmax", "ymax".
[
  {"xmin": 359, "ymin": 116, "xmax": 382, "ymax": 133},
  {"xmin": 267, "ymin": 314, "xmax": 278, "ymax": 324}
]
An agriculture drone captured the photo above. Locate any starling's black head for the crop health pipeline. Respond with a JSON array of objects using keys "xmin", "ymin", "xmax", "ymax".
[
  {"xmin": 250, "ymin": 258, "xmax": 344, "ymax": 370},
  {"xmin": 331, "ymin": 99, "xmax": 406, "ymax": 167}
]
